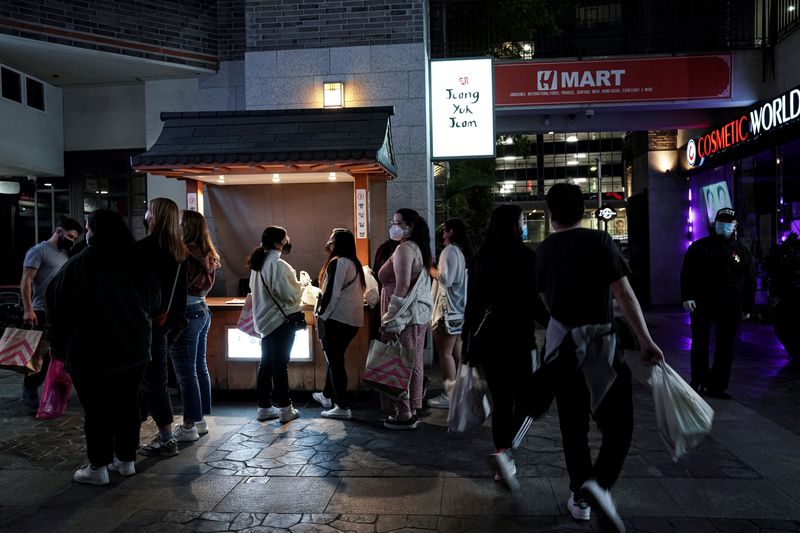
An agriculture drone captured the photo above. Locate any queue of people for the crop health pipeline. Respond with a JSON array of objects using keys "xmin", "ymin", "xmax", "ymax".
[{"xmin": 18, "ymin": 192, "xmax": 715, "ymax": 533}]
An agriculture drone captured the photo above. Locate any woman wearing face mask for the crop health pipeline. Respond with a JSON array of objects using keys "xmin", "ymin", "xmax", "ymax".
[
  {"xmin": 247, "ymin": 226, "xmax": 305, "ymax": 423},
  {"xmin": 47, "ymin": 210, "xmax": 159, "ymax": 484},
  {"xmin": 462, "ymin": 204, "xmax": 550, "ymax": 490},
  {"xmin": 137, "ymin": 197, "xmax": 189, "ymax": 458},
  {"xmin": 377, "ymin": 209, "xmax": 434, "ymax": 429},
  {"xmin": 428, "ymin": 218, "xmax": 473, "ymax": 409},
  {"xmin": 168, "ymin": 210, "xmax": 220, "ymax": 442},
  {"xmin": 312, "ymin": 228, "xmax": 366, "ymax": 419}
]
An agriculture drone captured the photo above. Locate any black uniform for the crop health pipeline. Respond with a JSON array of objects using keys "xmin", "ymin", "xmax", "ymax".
[{"xmin": 680, "ymin": 234, "xmax": 756, "ymax": 393}]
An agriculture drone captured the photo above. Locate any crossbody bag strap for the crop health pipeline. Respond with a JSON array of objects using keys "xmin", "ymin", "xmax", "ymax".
[
  {"xmin": 260, "ymin": 271, "xmax": 290, "ymax": 320},
  {"xmin": 164, "ymin": 263, "xmax": 181, "ymax": 314}
]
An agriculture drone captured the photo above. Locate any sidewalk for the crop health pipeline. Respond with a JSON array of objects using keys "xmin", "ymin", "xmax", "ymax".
[{"xmin": 0, "ymin": 309, "xmax": 798, "ymax": 532}]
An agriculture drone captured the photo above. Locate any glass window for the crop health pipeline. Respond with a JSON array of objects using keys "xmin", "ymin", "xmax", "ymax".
[
  {"xmin": 26, "ymin": 77, "xmax": 45, "ymax": 111},
  {"xmin": 226, "ymin": 326, "xmax": 313, "ymax": 362},
  {"xmin": 1, "ymin": 66, "xmax": 22, "ymax": 103}
]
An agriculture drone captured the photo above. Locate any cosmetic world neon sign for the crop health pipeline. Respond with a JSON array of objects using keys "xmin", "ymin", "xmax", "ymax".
[{"xmin": 687, "ymin": 85, "xmax": 800, "ymax": 167}]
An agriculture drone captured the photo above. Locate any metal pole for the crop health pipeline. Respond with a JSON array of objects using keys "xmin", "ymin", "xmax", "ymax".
[
  {"xmin": 597, "ymin": 158, "xmax": 603, "ymax": 230},
  {"xmin": 34, "ymin": 189, "xmax": 39, "ymax": 243}
]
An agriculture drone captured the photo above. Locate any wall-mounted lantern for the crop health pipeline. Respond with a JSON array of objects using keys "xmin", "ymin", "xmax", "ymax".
[{"xmin": 323, "ymin": 82, "xmax": 344, "ymax": 108}]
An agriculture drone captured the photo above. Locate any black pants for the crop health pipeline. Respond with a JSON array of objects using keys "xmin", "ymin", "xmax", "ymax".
[
  {"xmin": 555, "ymin": 352, "xmax": 633, "ymax": 493},
  {"xmin": 140, "ymin": 329, "xmax": 174, "ymax": 427},
  {"xmin": 321, "ymin": 319, "xmax": 359, "ymax": 409},
  {"xmin": 257, "ymin": 321, "xmax": 295, "ymax": 408},
  {"xmin": 483, "ymin": 346, "xmax": 533, "ymax": 451},
  {"xmin": 690, "ymin": 305, "xmax": 739, "ymax": 392},
  {"xmin": 23, "ymin": 310, "xmax": 50, "ymax": 390},
  {"xmin": 72, "ymin": 365, "xmax": 146, "ymax": 467}
]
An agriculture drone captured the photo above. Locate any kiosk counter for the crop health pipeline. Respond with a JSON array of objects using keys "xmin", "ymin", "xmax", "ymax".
[{"xmin": 205, "ymin": 297, "xmax": 373, "ymax": 391}]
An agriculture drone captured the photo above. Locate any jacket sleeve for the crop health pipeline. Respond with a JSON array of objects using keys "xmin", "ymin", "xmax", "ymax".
[
  {"xmin": 271, "ymin": 259, "xmax": 304, "ymax": 306},
  {"xmin": 316, "ymin": 259, "xmax": 338, "ymax": 316},
  {"xmin": 680, "ymin": 241, "xmax": 700, "ymax": 301}
]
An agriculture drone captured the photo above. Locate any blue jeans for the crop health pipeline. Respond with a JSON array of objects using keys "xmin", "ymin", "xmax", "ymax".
[
  {"xmin": 169, "ymin": 301, "xmax": 212, "ymax": 424},
  {"xmin": 257, "ymin": 321, "xmax": 295, "ymax": 408}
]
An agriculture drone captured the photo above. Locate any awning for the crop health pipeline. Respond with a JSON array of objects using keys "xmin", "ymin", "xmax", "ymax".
[{"xmin": 130, "ymin": 106, "xmax": 397, "ymax": 180}]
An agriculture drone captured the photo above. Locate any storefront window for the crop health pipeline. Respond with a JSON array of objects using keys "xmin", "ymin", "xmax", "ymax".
[{"xmin": 226, "ymin": 327, "xmax": 313, "ymax": 362}]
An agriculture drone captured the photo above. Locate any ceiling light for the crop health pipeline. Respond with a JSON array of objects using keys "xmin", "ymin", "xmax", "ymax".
[
  {"xmin": 590, "ymin": 165, "xmax": 598, "ymax": 171},
  {"xmin": 566, "ymin": 135, "xmax": 578, "ymax": 143},
  {"xmin": 576, "ymin": 153, "xmax": 587, "ymax": 158},
  {"xmin": 789, "ymin": 5, "xmax": 796, "ymax": 11},
  {"xmin": 547, "ymin": 131, "xmax": 554, "ymax": 135},
  {"xmin": 502, "ymin": 156, "xmax": 517, "ymax": 161},
  {"xmin": 100, "ymin": 190, "xmax": 108, "ymax": 195},
  {"xmin": 272, "ymin": 173, "xmax": 280, "ymax": 182},
  {"xmin": 501, "ymin": 137, "xmax": 514, "ymax": 145},
  {"xmin": 217, "ymin": 175, "xmax": 225, "ymax": 183},
  {"xmin": 44, "ymin": 182, "xmax": 52, "ymax": 187},
  {"xmin": 522, "ymin": 43, "xmax": 532, "ymax": 52},
  {"xmin": 567, "ymin": 160, "xmax": 579, "ymax": 166},
  {"xmin": 328, "ymin": 172, "xmax": 337, "ymax": 181}
]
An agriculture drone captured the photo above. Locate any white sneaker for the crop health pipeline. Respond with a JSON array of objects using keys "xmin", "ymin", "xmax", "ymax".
[
  {"xmin": 279, "ymin": 405, "xmax": 300, "ymax": 423},
  {"xmin": 107, "ymin": 457, "xmax": 136, "ymax": 477},
  {"xmin": 73, "ymin": 463, "xmax": 110, "ymax": 486},
  {"xmin": 321, "ymin": 405, "xmax": 352, "ymax": 419},
  {"xmin": 256, "ymin": 406, "xmax": 280, "ymax": 421},
  {"xmin": 173, "ymin": 424, "xmax": 200, "ymax": 442},
  {"xmin": 426, "ymin": 392, "xmax": 450, "ymax": 409},
  {"xmin": 196, "ymin": 420, "xmax": 208, "ymax": 435},
  {"xmin": 581, "ymin": 480, "xmax": 625, "ymax": 533},
  {"xmin": 312, "ymin": 392, "xmax": 332, "ymax": 409},
  {"xmin": 489, "ymin": 449, "xmax": 519, "ymax": 492},
  {"xmin": 567, "ymin": 493, "xmax": 591, "ymax": 521}
]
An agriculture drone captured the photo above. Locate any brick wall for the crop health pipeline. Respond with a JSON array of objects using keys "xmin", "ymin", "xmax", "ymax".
[
  {"xmin": 219, "ymin": 0, "xmax": 245, "ymax": 60},
  {"xmin": 246, "ymin": 0, "xmax": 425, "ymax": 51},
  {"xmin": 648, "ymin": 130, "xmax": 678, "ymax": 151},
  {"xmin": 0, "ymin": 0, "xmax": 218, "ymax": 69}
]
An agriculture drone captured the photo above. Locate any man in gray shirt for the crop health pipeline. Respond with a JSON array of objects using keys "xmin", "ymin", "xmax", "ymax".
[{"xmin": 20, "ymin": 216, "xmax": 83, "ymax": 407}]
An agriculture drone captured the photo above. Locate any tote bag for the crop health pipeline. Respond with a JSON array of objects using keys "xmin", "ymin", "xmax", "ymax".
[
  {"xmin": 236, "ymin": 294, "xmax": 259, "ymax": 338},
  {"xmin": 362, "ymin": 339, "xmax": 414, "ymax": 398},
  {"xmin": 0, "ymin": 327, "xmax": 47, "ymax": 374},
  {"xmin": 36, "ymin": 358, "xmax": 72, "ymax": 420}
]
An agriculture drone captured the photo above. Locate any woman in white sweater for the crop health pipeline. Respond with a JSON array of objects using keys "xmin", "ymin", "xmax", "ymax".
[
  {"xmin": 247, "ymin": 226, "xmax": 304, "ymax": 423},
  {"xmin": 312, "ymin": 229, "xmax": 366, "ymax": 419},
  {"xmin": 428, "ymin": 218, "xmax": 473, "ymax": 409}
]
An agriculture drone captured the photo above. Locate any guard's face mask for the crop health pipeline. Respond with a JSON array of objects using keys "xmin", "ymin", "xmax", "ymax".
[{"xmin": 715, "ymin": 221, "xmax": 736, "ymax": 238}]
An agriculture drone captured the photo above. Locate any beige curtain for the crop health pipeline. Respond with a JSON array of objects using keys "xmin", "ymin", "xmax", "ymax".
[{"xmin": 208, "ymin": 182, "xmax": 355, "ymax": 295}]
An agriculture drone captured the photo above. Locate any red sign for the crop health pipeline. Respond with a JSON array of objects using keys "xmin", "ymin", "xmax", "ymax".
[{"xmin": 494, "ymin": 54, "xmax": 731, "ymax": 106}]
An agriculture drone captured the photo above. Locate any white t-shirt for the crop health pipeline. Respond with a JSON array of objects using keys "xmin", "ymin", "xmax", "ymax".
[{"xmin": 433, "ymin": 244, "xmax": 467, "ymax": 320}]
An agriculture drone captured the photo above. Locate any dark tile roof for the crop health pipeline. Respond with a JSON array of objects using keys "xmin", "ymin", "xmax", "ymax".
[{"xmin": 130, "ymin": 107, "xmax": 396, "ymax": 177}]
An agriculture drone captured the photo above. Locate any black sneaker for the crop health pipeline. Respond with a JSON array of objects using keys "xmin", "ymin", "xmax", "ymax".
[
  {"xmin": 138, "ymin": 434, "xmax": 179, "ymax": 457},
  {"xmin": 383, "ymin": 414, "xmax": 419, "ymax": 430}
]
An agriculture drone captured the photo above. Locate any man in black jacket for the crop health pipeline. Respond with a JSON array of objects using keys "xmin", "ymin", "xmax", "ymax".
[{"xmin": 681, "ymin": 207, "xmax": 756, "ymax": 399}]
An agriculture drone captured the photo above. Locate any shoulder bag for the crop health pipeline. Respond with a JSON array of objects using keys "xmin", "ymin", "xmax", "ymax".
[{"xmin": 260, "ymin": 272, "xmax": 307, "ymax": 332}]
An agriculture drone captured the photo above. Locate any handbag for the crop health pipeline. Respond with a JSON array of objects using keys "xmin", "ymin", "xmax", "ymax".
[
  {"xmin": 236, "ymin": 293, "xmax": 259, "ymax": 337},
  {"xmin": 362, "ymin": 338, "xmax": 414, "ymax": 398},
  {"xmin": 447, "ymin": 363, "xmax": 491, "ymax": 433},
  {"xmin": 260, "ymin": 272, "xmax": 307, "ymax": 332},
  {"xmin": 36, "ymin": 358, "xmax": 72, "ymax": 420},
  {"xmin": 152, "ymin": 263, "xmax": 182, "ymax": 330},
  {"xmin": 441, "ymin": 296, "xmax": 464, "ymax": 335},
  {"xmin": 0, "ymin": 326, "xmax": 47, "ymax": 374},
  {"xmin": 648, "ymin": 361, "xmax": 715, "ymax": 461}
]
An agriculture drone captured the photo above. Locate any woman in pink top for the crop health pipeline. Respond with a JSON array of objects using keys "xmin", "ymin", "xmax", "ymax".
[{"xmin": 378, "ymin": 208, "xmax": 433, "ymax": 430}]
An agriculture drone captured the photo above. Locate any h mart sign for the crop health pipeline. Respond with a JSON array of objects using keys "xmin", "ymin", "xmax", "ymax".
[
  {"xmin": 686, "ymin": 85, "xmax": 800, "ymax": 167},
  {"xmin": 495, "ymin": 54, "xmax": 731, "ymax": 106}
]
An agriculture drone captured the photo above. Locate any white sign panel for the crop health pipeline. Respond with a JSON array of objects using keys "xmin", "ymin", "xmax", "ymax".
[
  {"xmin": 430, "ymin": 58, "xmax": 495, "ymax": 160},
  {"xmin": 187, "ymin": 192, "xmax": 198, "ymax": 211},
  {"xmin": 355, "ymin": 188, "xmax": 368, "ymax": 239}
]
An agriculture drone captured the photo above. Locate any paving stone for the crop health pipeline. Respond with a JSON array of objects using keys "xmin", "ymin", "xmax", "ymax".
[
  {"xmin": 301, "ymin": 514, "xmax": 340, "ymax": 524},
  {"xmin": 262, "ymin": 513, "xmax": 303, "ymax": 528},
  {"xmin": 231, "ymin": 513, "xmax": 267, "ymax": 530},
  {"xmin": 405, "ymin": 515, "xmax": 438, "ymax": 529},
  {"xmin": 189, "ymin": 518, "xmax": 233, "ymax": 532},
  {"xmin": 227, "ymin": 449, "xmax": 262, "ymax": 461},
  {"xmin": 164, "ymin": 510, "xmax": 203, "ymax": 523},
  {"xmin": 330, "ymin": 518, "xmax": 376, "ymax": 532},
  {"xmin": 290, "ymin": 524, "xmax": 342, "ymax": 533},
  {"xmin": 376, "ymin": 515, "xmax": 407, "ymax": 532}
]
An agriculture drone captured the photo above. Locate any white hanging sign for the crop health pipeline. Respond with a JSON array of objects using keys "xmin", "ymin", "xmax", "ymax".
[
  {"xmin": 430, "ymin": 57, "xmax": 495, "ymax": 160},
  {"xmin": 355, "ymin": 188, "xmax": 368, "ymax": 239}
]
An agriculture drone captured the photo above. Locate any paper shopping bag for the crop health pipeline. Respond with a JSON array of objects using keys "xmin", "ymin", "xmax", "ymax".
[
  {"xmin": 362, "ymin": 339, "xmax": 414, "ymax": 398},
  {"xmin": 37, "ymin": 358, "xmax": 72, "ymax": 420},
  {"xmin": 0, "ymin": 327, "xmax": 47, "ymax": 374},
  {"xmin": 236, "ymin": 294, "xmax": 259, "ymax": 338}
]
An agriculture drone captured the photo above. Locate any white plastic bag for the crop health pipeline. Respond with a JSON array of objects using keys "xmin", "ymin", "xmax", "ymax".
[
  {"xmin": 301, "ymin": 284, "xmax": 321, "ymax": 307},
  {"xmin": 447, "ymin": 364, "xmax": 491, "ymax": 433},
  {"xmin": 363, "ymin": 266, "xmax": 380, "ymax": 308},
  {"xmin": 648, "ymin": 361, "xmax": 714, "ymax": 461}
]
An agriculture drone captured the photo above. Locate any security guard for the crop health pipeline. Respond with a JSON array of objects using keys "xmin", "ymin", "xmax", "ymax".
[{"xmin": 680, "ymin": 207, "xmax": 756, "ymax": 399}]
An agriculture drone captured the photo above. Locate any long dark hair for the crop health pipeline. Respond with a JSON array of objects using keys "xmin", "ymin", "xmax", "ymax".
[
  {"xmin": 318, "ymin": 228, "xmax": 366, "ymax": 289},
  {"xmin": 247, "ymin": 226, "xmax": 287, "ymax": 272},
  {"xmin": 396, "ymin": 208, "xmax": 432, "ymax": 269},
  {"xmin": 148, "ymin": 197, "xmax": 188, "ymax": 262},
  {"xmin": 442, "ymin": 218, "xmax": 474, "ymax": 266},
  {"xmin": 181, "ymin": 210, "xmax": 220, "ymax": 268},
  {"xmin": 485, "ymin": 205, "xmax": 524, "ymax": 250},
  {"xmin": 87, "ymin": 209, "xmax": 135, "ymax": 247}
]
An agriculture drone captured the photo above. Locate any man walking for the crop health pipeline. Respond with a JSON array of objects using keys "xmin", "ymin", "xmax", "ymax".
[
  {"xmin": 681, "ymin": 207, "xmax": 756, "ymax": 399},
  {"xmin": 20, "ymin": 216, "xmax": 83, "ymax": 407},
  {"xmin": 536, "ymin": 183, "xmax": 662, "ymax": 533}
]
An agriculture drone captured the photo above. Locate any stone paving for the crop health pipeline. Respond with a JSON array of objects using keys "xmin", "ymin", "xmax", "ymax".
[{"xmin": 0, "ymin": 309, "xmax": 799, "ymax": 532}]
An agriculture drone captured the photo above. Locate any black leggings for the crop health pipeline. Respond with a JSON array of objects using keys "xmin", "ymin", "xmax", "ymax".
[
  {"xmin": 257, "ymin": 321, "xmax": 295, "ymax": 408},
  {"xmin": 483, "ymin": 347, "xmax": 533, "ymax": 451},
  {"xmin": 72, "ymin": 365, "xmax": 147, "ymax": 467},
  {"xmin": 321, "ymin": 319, "xmax": 359, "ymax": 409}
]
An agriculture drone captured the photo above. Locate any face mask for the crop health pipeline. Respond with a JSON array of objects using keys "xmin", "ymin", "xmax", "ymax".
[
  {"xmin": 715, "ymin": 221, "xmax": 736, "ymax": 238},
  {"xmin": 57, "ymin": 236, "xmax": 74, "ymax": 251},
  {"xmin": 521, "ymin": 224, "xmax": 528, "ymax": 241},
  {"xmin": 281, "ymin": 242, "xmax": 292, "ymax": 254},
  {"xmin": 389, "ymin": 225, "xmax": 406, "ymax": 241}
]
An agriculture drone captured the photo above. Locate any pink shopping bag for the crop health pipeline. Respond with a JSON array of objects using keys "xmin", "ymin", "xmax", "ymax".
[
  {"xmin": 36, "ymin": 358, "xmax": 72, "ymax": 420},
  {"xmin": 236, "ymin": 294, "xmax": 259, "ymax": 337}
]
